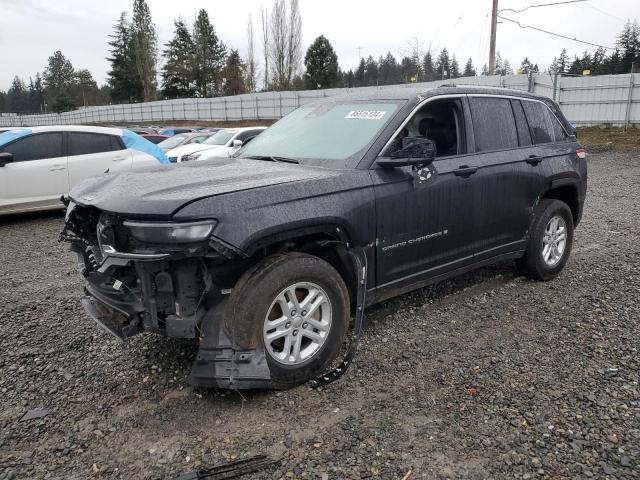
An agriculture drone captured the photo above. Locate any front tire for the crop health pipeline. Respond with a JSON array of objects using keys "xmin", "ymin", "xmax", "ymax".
[
  {"xmin": 517, "ymin": 198, "xmax": 574, "ymax": 281},
  {"xmin": 225, "ymin": 253, "xmax": 350, "ymax": 389}
]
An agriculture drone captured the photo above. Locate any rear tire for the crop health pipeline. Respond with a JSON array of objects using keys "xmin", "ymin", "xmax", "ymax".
[
  {"xmin": 516, "ymin": 198, "xmax": 574, "ymax": 281},
  {"xmin": 225, "ymin": 252, "xmax": 350, "ymax": 389}
]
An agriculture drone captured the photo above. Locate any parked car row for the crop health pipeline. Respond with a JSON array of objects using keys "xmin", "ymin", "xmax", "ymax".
[
  {"xmin": 165, "ymin": 127, "xmax": 267, "ymax": 162},
  {"xmin": 0, "ymin": 126, "xmax": 168, "ymax": 215}
]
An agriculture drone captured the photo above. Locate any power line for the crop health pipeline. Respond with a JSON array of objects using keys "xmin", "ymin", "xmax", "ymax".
[
  {"xmin": 497, "ymin": 15, "xmax": 615, "ymax": 49},
  {"xmin": 498, "ymin": 0, "xmax": 589, "ymax": 14},
  {"xmin": 584, "ymin": 3, "xmax": 626, "ymax": 22}
]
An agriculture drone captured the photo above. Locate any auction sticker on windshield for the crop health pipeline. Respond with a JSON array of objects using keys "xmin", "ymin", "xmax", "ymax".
[{"xmin": 345, "ymin": 110, "xmax": 387, "ymax": 120}]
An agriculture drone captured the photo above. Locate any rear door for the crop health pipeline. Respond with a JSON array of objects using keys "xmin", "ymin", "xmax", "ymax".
[
  {"xmin": 465, "ymin": 95, "xmax": 544, "ymax": 256},
  {"xmin": 67, "ymin": 132, "xmax": 131, "ymax": 188},
  {"xmin": 0, "ymin": 132, "xmax": 67, "ymax": 213}
]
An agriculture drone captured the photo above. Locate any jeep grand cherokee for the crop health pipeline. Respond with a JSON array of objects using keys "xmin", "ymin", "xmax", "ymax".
[{"xmin": 61, "ymin": 86, "xmax": 587, "ymax": 389}]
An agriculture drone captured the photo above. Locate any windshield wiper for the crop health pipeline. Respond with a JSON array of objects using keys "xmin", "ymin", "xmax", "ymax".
[{"xmin": 243, "ymin": 155, "xmax": 300, "ymax": 164}]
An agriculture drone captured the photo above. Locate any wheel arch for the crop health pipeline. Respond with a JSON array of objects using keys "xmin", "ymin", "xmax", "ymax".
[
  {"xmin": 542, "ymin": 180, "xmax": 581, "ymax": 226},
  {"xmin": 241, "ymin": 223, "xmax": 359, "ymax": 309}
]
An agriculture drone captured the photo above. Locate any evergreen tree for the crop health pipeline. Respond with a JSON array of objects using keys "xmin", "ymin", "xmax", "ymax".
[
  {"xmin": 400, "ymin": 56, "xmax": 418, "ymax": 82},
  {"xmin": 107, "ymin": 12, "xmax": 142, "ymax": 103},
  {"xmin": 435, "ymin": 48, "xmax": 451, "ymax": 79},
  {"xmin": 591, "ymin": 47, "xmax": 607, "ymax": 75},
  {"xmin": 463, "ymin": 57, "xmax": 476, "ymax": 76},
  {"xmin": 131, "ymin": 0, "xmax": 157, "ymax": 101},
  {"xmin": 43, "ymin": 51, "xmax": 77, "ymax": 112},
  {"xmin": 354, "ymin": 58, "xmax": 366, "ymax": 87},
  {"xmin": 519, "ymin": 57, "xmax": 537, "ymax": 74},
  {"xmin": 161, "ymin": 18, "xmax": 197, "ymax": 99},
  {"xmin": 364, "ymin": 56, "xmax": 379, "ymax": 86},
  {"xmin": 481, "ymin": 63, "xmax": 489, "ymax": 75},
  {"xmin": 617, "ymin": 20, "xmax": 640, "ymax": 73},
  {"xmin": 193, "ymin": 9, "xmax": 227, "ymax": 97},
  {"xmin": 422, "ymin": 51, "xmax": 436, "ymax": 81},
  {"xmin": 28, "ymin": 74, "xmax": 45, "ymax": 113},
  {"xmin": 222, "ymin": 49, "xmax": 246, "ymax": 96},
  {"xmin": 0, "ymin": 91, "xmax": 7, "ymax": 113},
  {"xmin": 604, "ymin": 49, "xmax": 622, "ymax": 74},
  {"xmin": 551, "ymin": 48, "xmax": 570, "ymax": 73},
  {"xmin": 379, "ymin": 52, "xmax": 401, "ymax": 85},
  {"xmin": 303, "ymin": 35, "xmax": 340, "ymax": 89},
  {"xmin": 342, "ymin": 69, "xmax": 355, "ymax": 88},
  {"xmin": 450, "ymin": 55, "xmax": 460, "ymax": 78},
  {"xmin": 8, "ymin": 77, "xmax": 29, "ymax": 113}
]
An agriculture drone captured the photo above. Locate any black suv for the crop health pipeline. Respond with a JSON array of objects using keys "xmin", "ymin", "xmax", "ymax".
[{"xmin": 62, "ymin": 86, "xmax": 587, "ymax": 390}]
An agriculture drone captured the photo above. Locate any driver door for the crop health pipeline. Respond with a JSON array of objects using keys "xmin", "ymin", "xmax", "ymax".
[{"xmin": 371, "ymin": 97, "xmax": 482, "ymax": 289}]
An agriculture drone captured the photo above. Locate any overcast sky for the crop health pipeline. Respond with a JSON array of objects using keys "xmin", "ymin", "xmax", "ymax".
[{"xmin": 0, "ymin": 0, "xmax": 637, "ymax": 90}]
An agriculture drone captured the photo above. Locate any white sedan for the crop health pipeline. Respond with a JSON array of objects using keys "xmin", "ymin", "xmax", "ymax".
[
  {"xmin": 166, "ymin": 127, "xmax": 267, "ymax": 163},
  {"xmin": 0, "ymin": 125, "xmax": 169, "ymax": 215}
]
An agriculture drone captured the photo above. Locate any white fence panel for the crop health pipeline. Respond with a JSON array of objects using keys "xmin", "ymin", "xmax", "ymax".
[{"xmin": 1, "ymin": 73, "xmax": 638, "ymax": 128}]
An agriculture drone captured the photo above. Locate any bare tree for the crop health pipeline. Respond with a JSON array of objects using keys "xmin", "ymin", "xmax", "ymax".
[
  {"xmin": 268, "ymin": 0, "xmax": 302, "ymax": 90},
  {"xmin": 246, "ymin": 13, "xmax": 257, "ymax": 93},
  {"xmin": 286, "ymin": 0, "xmax": 302, "ymax": 85},
  {"xmin": 260, "ymin": 3, "xmax": 270, "ymax": 90}
]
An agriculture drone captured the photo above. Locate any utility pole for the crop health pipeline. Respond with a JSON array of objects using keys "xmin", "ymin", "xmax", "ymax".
[{"xmin": 489, "ymin": 0, "xmax": 499, "ymax": 75}]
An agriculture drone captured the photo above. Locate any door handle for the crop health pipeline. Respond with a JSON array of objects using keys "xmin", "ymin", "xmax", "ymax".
[
  {"xmin": 49, "ymin": 165, "xmax": 66, "ymax": 171},
  {"xmin": 526, "ymin": 155, "xmax": 543, "ymax": 166},
  {"xmin": 112, "ymin": 156, "xmax": 127, "ymax": 162},
  {"xmin": 453, "ymin": 165, "xmax": 478, "ymax": 177}
]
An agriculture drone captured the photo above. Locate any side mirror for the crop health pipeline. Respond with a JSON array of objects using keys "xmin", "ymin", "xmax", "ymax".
[
  {"xmin": 0, "ymin": 152, "xmax": 14, "ymax": 167},
  {"xmin": 232, "ymin": 140, "xmax": 243, "ymax": 148},
  {"xmin": 377, "ymin": 137, "xmax": 436, "ymax": 168}
]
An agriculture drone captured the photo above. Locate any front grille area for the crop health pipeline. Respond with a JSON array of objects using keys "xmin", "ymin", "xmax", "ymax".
[{"xmin": 169, "ymin": 156, "xmax": 178, "ymax": 163}]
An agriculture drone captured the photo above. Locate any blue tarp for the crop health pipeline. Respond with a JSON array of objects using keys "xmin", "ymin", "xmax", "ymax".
[
  {"xmin": 121, "ymin": 129, "xmax": 169, "ymax": 164},
  {"xmin": 0, "ymin": 129, "xmax": 32, "ymax": 148},
  {"xmin": 159, "ymin": 128, "xmax": 174, "ymax": 136}
]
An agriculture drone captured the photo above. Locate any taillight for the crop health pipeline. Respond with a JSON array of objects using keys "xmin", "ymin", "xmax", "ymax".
[{"xmin": 576, "ymin": 146, "xmax": 586, "ymax": 159}]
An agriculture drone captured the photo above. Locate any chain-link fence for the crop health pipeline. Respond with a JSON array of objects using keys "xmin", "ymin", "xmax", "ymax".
[{"xmin": 1, "ymin": 73, "xmax": 638, "ymax": 128}]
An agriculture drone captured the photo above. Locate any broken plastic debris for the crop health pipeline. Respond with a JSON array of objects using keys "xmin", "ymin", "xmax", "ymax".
[
  {"xmin": 20, "ymin": 408, "xmax": 50, "ymax": 422},
  {"xmin": 467, "ymin": 387, "xmax": 477, "ymax": 395}
]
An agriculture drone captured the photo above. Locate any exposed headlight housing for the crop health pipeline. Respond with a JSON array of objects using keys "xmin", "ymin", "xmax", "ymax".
[
  {"xmin": 123, "ymin": 220, "xmax": 217, "ymax": 244},
  {"xmin": 184, "ymin": 153, "xmax": 202, "ymax": 161}
]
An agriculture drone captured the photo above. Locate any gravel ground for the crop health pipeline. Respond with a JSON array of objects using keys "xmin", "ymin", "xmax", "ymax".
[{"xmin": 1, "ymin": 151, "xmax": 638, "ymax": 480}]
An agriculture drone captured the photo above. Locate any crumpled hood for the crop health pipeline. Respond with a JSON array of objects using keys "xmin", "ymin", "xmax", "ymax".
[{"xmin": 69, "ymin": 157, "xmax": 340, "ymax": 218}]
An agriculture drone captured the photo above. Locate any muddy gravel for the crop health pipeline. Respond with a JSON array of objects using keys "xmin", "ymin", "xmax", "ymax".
[{"xmin": 1, "ymin": 151, "xmax": 639, "ymax": 480}]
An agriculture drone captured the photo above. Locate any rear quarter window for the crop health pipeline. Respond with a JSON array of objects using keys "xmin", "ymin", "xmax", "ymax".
[
  {"xmin": 521, "ymin": 100, "xmax": 565, "ymax": 144},
  {"xmin": 469, "ymin": 97, "xmax": 519, "ymax": 151},
  {"xmin": 68, "ymin": 132, "xmax": 123, "ymax": 156}
]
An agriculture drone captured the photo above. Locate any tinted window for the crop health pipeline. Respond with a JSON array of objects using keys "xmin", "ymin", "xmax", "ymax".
[
  {"xmin": 68, "ymin": 133, "xmax": 122, "ymax": 156},
  {"xmin": 236, "ymin": 129, "xmax": 264, "ymax": 142},
  {"xmin": 511, "ymin": 100, "xmax": 532, "ymax": 147},
  {"xmin": 2, "ymin": 133, "xmax": 63, "ymax": 162},
  {"xmin": 470, "ymin": 97, "xmax": 518, "ymax": 151},
  {"xmin": 521, "ymin": 100, "xmax": 554, "ymax": 144},
  {"xmin": 547, "ymin": 108, "xmax": 568, "ymax": 142}
]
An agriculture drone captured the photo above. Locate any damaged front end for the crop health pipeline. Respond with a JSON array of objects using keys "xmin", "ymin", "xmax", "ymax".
[{"xmin": 60, "ymin": 201, "xmax": 272, "ymax": 389}]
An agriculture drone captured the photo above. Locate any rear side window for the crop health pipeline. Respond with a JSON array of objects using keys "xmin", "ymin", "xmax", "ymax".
[
  {"xmin": 2, "ymin": 133, "xmax": 63, "ymax": 161},
  {"xmin": 546, "ymin": 106, "xmax": 568, "ymax": 142},
  {"xmin": 511, "ymin": 100, "xmax": 532, "ymax": 146},
  {"xmin": 68, "ymin": 133, "xmax": 123, "ymax": 156},
  {"xmin": 521, "ymin": 100, "xmax": 558, "ymax": 144},
  {"xmin": 469, "ymin": 97, "xmax": 518, "ymax": 151}
]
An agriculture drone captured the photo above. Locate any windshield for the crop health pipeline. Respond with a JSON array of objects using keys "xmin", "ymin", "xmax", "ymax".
[
  {"xmin": 158, "ymin": 134, "xmax": 188, "ymax": 150},
  {"xmin": 237, "ymin": 101, "xmax": 400, "ymax": 167},
  {"xmin": 204, "ymin": 129, "xmax": 237, "ymax": 145}
]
